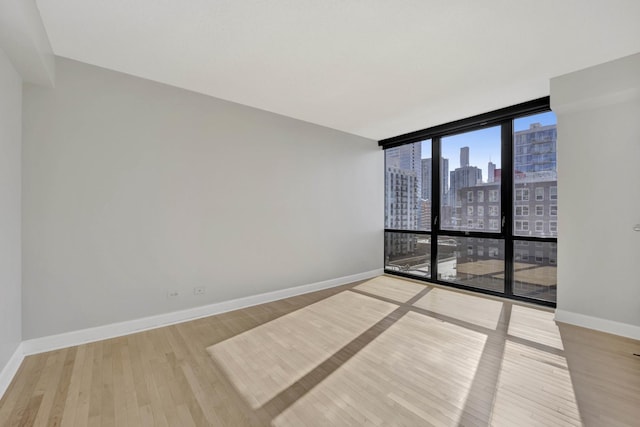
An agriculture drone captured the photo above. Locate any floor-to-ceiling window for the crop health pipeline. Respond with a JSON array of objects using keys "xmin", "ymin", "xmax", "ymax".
[{"xmin": 381, "ymin": 98, "xmax": 557, "ymax": 306}]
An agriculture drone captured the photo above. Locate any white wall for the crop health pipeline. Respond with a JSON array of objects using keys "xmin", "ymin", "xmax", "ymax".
[
  {"xmin": 0, "ymin": 47, "xmax": 22, "ymax": 370},
  {"xmin": 22, "ymin": 57, "xmax": 383, "ymax": 339},
  {"xmin": 0, "ymin": 0, "xmax": 55, "ymax": 87},
  {"xmin": 552, "ymin": 52, "xmax": 640, "ymax": 338}
]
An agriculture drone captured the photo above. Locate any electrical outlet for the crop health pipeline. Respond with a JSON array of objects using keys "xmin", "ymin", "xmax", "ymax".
[
  {"xmin": 193, "ymin": 286, "xmax": 205, "ymax": 296},
  {"xmin": 167, "ymin": 291, "xmax": 179, "ymax": 298}
]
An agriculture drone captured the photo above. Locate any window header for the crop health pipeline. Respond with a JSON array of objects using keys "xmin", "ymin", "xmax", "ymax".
[{"xmin": 378, "ymin": 97, "xmax": 550, "ymax": 149}]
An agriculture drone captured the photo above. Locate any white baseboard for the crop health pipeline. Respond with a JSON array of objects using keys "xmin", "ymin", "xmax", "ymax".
[
  {"xmin": 21, "ymin": 269, "xmax": 383, "ymax": 356},
  {"xmin": 0, "ymin": 343, "xmax": 25, "ymax": 400},
  {"xmin": 555, "ymin": 309, "xmax": 640, "ymax": 340}
]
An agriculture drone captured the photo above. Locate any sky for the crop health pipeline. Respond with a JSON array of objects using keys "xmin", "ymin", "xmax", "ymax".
[{"xmin": 421, "ymin": 111, "xmax": 556, "ymax": 182}]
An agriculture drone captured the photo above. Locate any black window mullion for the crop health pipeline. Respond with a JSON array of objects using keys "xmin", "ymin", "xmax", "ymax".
[
  {"xmin": 501, "ymin": 120, "xmax": 514, "ymax": 297},
  {"xmin": 431, "ymin": 137, "xmax": 441, "ymax": 281}
]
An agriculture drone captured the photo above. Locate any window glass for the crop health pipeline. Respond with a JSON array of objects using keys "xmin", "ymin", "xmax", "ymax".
[
  {"xmin": 437, "ymin": 236, "xmax": 505, "ymax": 293},
  {"xmin": 514, "ymin": 112, "xmax": 557, "ymax": 237},
  {"xmin": 441, "ymin": 126, "xmax": 501, "ymax": 233},
  {"xmin": 513, "ymin": 240, "xmax": 557, "ymax": 303},
  {"xmin": 385, "ymin": 141, "xmax": 431, "ymax": 231},
  {"xmin": 384, "ymin": 232, "xmax": 430, "ymax": 278}
]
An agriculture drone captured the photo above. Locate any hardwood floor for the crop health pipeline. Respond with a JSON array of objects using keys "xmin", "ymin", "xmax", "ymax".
[{"xmin": 1, "ymin": 276, "xmax": 639, "ymax": 426}]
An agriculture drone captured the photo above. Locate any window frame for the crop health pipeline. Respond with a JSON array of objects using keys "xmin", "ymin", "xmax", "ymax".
[{"xmin": 380, "ymin": 97, "xmax": 556, "ymax": 308}]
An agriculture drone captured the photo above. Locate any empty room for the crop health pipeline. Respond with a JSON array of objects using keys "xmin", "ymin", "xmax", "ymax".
[{"xmin": 1, "ymin": 1, "xmax": 639, "ymax": 426}]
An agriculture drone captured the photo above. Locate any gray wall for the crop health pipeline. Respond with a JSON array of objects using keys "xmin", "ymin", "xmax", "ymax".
[
  {"xmin": 0, "ymin": 47, "xmax": 22, "ymax": 368},
  {"xmin": 22, "ymin": 58, "xmax": 383, "ymax": 339},
  {"xmin": 552, "ymin": 52, "xmax": 640, "ymax": 333}
]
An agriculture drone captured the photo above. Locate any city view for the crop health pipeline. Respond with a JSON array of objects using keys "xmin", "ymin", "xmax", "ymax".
[{"xmin": 385, "ymin": 112, "xmax": 558, "ymax": 302}]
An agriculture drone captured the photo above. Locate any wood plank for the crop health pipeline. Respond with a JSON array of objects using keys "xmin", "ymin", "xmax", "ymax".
[
  {"xmin": 0, "ymin": 276, "xmax": 637, "ymax": 426},
  {"xmin": 353, "ymin": 275, "xmax": 425, "ymax": 303}
]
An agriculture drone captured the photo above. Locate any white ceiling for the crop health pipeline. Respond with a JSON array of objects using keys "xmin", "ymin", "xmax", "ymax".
[{"xmin": 35, "ymin": 0, "xmax": 640, "ymax": 140}]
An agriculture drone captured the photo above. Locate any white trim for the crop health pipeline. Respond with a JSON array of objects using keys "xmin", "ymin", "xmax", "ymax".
[
  {"xmin": 0, "ymin": 343, "xmax": 25, "ymax": 400},
  {"xmin": 21, "ymin": 269, "xmax": 383, "ymax": 356},
  {"xmin": 555, "ymin": 309, "xmax": 640, "ymax": 340}
]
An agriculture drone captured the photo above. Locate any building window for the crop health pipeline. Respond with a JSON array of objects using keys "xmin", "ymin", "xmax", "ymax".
[
  {"xmin": 535, "ymin": 205, "xmax": 544, "ymax": 216},
  {"xmin": 535, "ymin": 187, "xmax": 544, "ymax": 201},
  {"xmin": 477, "ymin": 219, "xmax": 484, "ymax": 229},
  {"xmin": 515, "ymin": 189, "xmax": 529, "ymax": 201},
  {"xmin": 467, "ymin": 206, "xmax": 474, "ymax": 216},
  {"xmin": 550, "ymin": 205, "xmax": 557, "ymax": 216},
  {"xmin": 550, "ymin": 221, "xmax": 558, "ymax": 233},
  {"xmin": 489, "ymin": 219, "xmax": 499, "ymax": 230},
  {"xmin": 489, "ymin": 205, "xmax": 499, "ymax": 216},
  {"xmin": 515, "ymin": 206, "xmax": 529, "ymax": 216},
  {"xmin": 535, "ymin": 221, "xmax": 544, "ymax": 233},
  {"xmin": 477, "ymin": 190, "xmax": 484, "ymax": 203},
  {"xmin": 535, "ymin": 250, "xmax": 544, "ymax": 263},
  {"xmin": 477, "ymin": 206, "xmax": 484, "ymax": 216},
  {"xmin": 489, "ymin": 190, "xmax": 499, "ymax": 202},
  {"xmin": 467, "ymin": 191, "xmax": 474, "ymax": 203},
  {"xmin": 515, "ymin": 220, "xmax": 529, "ymax": 231},
  {"xmin": 550, "ymin": 186, "xmax": 557, "ymax": 200}
]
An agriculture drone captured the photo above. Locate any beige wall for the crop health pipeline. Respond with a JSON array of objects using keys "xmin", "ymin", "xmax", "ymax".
[{"xmin": 22, "ymin": 58, "xmax": 383, "ymax": 339}]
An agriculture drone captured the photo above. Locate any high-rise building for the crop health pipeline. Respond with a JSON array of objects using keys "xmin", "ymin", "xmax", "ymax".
[
  {"xmin": 514, "ymin": 123, "xmax": 557, "ymax": 173},
  {"xmin": 386, "ymin": 143, "xmax": 421, "ymax": 176},
  {"xmin": 448, "ymin": 146, "xmax": 482, "ymax": 208},
  {"xmin": 385, "ymin": 167, "xmax": 419, "ymax": 230},
  {"xmin": 419, "ymin": 199, "xmax": 431, "ymax": 230},
  {"xmin": 421, "ymin": 157, "xmax": 449, "ymax": 201},
  {"xmin": 449, "ymin": 166, "xmax": 482, "ymax": 207},
  {"xmin": 512, "ymin": 121, "xmax": 558, "ymax": 238},
  {"xmin": 385, "ymin": 143, "xmax": 424, "ymax": 259},
  {"xmin": 460, "ymin": 146, "xmax": 470, "ymax": 167},
  {"xmin": 385, "ymin": 143, "xmax": 421, "ymax": 230},
  {"xmin": 488, "ymin": 161, "xmax": 496, "ymax": 183},
  {"xmin": 386, "ymin": 143, "xmax": 421, "ymax": 202}
]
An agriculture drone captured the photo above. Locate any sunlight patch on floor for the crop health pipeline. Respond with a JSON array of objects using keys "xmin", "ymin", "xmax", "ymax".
[
  {"xmin": 490, "ymin": 340, "xmax": 580, "ymax": 426},
  {"xmin": 353, "ymin": 275, "xmax": 426, "ymax": 303},
  {"xmin": 207, "ymin": 291, "xmax": 397, "ymax": 409},
  {"xmin": 508, "ymin": 305, "xmax": 563, "ymax": 350},
  {"xmin": 413, "ymin": 287, "xmax": 504, "ymax": 330},
  {"xmin": 273, "ymin": 311, "xmax": 487, "ymax": 426}
]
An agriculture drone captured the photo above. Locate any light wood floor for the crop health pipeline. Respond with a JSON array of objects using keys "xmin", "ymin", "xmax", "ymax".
[{"xmin": 1, "ymin": 276, "xmax": 639, "ymax": 426}]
